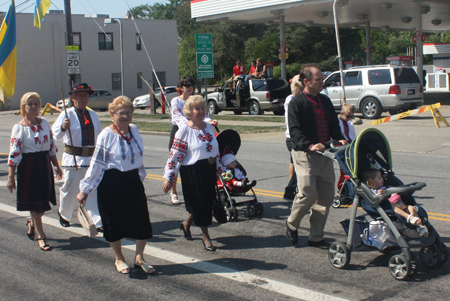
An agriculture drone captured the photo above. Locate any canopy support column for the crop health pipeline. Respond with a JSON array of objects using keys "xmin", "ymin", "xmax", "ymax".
[
  {"xmin": 415, "ymin": 0, "xmax": 424, "ymax": 86},
  {"xmin": 365, "ymin": 21, "xmax": 372, "ymax": 65},
  {"xmin": 279, "ymin": 14, "xmax": 286, "ymax": 80}
]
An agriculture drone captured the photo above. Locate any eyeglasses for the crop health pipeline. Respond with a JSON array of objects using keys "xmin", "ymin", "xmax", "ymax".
[
  {"xmin": 114, "ymin": 111, "xmax": 133, "ymax": 117},
  {"xmin": 342, "ymin": 113, "xmax": 354, "ymax": 119},
  {"xmin": 183, "ymin": 84, "xmax": 193, "ymax": 88}
]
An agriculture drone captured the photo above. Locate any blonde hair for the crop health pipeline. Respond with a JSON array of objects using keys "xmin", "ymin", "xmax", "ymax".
[
  {"xmin": 290, "ymin": 75, "xmax": 304, "ymax": 95},
  {"xmin": 183, "ymin": 95, "xmax": 205, "ymax": 118},
  {"xmin": 20, "ymin": 92, "xmax": 42, "ymax": 117},
  {"xmin": 340, "ymin": 103, "xmax": 355, "ymax": 116},
  {"xmin": 108, "ymin": 95, "xmax": 134, "ymax": 113},
  {"xmin": 361, "ymin": 168, "xmax": 381, "ymax": 188}
]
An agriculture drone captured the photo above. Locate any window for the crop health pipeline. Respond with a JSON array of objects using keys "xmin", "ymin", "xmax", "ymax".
[
  {"xmin": 368, "ymin": 69, "xmax": 392, "ymax": 85},
  {"xmin": 344, "ymin": 71, "xmax": 362, "ymax": 86},
  {"xmin": 252, "ymin": 80, "xmax": 265, "ymax": 91},
  {"xmin": 111, "ymin": 73, "xmax": 121, "ymax": 90},
  {"xmin": 325, "ymin": 73, "xmax": 341, "ymax": 87},
  {"xmin": 166, "ymin": 87, "xmax": 177, "ymax": 93},
  {"xmin": 153, "ymin": 72, "xmax": 166, "ymax": 89},
  {"xmin": 72, "ymin": 32, "xmax": 82, "ymax": 50},
  {"xmin": 99, "ymin": 33, "xmax": 113, "ymax": 50},
  {"xmin": 98, "ymin": 90, "xmax": 112, "ymax": 96},
  {"xmin": 394, "ymin": 68, "xmax": 420, "ymax": 84},
  {"xmin": 137, "ymin": 72, "xmax": 143, "ymax": 89},
  {"xmin": 136, "ymin": 33, "xmax": 141, "ymax": 50}
]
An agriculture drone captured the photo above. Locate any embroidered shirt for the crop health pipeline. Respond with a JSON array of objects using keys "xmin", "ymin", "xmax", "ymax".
[
  {"xmin": 79, "ymin": 124, "xmax": 146, "ymax": 194},
  {"xmin": 8, "ymin": 118, "xmax": 57, "ymax": 166},
  {"xmin": 52, "ymin": 107, "xmax": 102, "ymax": 167},
  {"xmin": 170, "ymin": 97, "xmax": 212, "ymax": 127},
  {"xmin": 74, "ymin": 107, "xmax": 95, "ymax": 146},
  {"xmin": 304, "ymin": 91, "xmax": 329, "ymax": 145},
  {"xmin": 163, "ymin": 123, "xmax": 223, "ymax": 181}
]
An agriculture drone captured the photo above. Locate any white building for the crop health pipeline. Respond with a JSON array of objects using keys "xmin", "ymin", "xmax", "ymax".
[{"xmin": 2, "ymin": 11, "xmax": 179, "ymax": 109}]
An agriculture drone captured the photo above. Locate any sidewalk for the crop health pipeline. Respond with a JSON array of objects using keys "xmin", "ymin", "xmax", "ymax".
[{"xmin": 1, "ymin": 104, "xmax": 449, "ymax": 156}]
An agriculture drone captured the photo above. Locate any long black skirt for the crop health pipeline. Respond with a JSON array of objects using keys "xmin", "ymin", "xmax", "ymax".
[
  {"xmin": 97, "ymin": 168, "xmax": 152, "ymax": 242},
  {"xmin": 180, "ymin": 159, "xmax": 216, "ymax": 227},
  {"xmin": 17, "ymin": 151, "xmax": 56, "ymax": 212}
]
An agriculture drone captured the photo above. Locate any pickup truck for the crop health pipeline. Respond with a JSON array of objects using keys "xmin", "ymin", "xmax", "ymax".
[{"xmin": 206, "ymin": 77, "xmax": 291, "ymax": 115}]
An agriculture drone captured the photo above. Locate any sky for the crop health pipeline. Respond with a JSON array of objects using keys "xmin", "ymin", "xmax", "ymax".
[{"xmin": 1, "ymin": 0, "xmax": 169, "ymax": 18}]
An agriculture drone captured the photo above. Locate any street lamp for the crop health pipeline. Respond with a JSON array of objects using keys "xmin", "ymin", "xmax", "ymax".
[{"xmin": 104, "ymin": 18, "xmax": 124, "ymax": 96}]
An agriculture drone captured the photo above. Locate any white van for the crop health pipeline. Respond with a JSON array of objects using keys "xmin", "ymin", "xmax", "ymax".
[{"xmin": 322, "ymin": 65, "xmax": 423, "ymax": 119}]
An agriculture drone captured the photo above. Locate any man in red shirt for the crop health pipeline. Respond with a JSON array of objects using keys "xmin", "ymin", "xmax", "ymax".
[{"xmin": 230, "ymin": 60, "xmax": 246, "ymax": 90}]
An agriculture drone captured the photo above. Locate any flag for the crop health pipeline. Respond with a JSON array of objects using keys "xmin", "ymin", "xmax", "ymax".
[
  {"xmin": 34, "ymin": 0, "xmax": 52, "ymax": 29},
  {"xmin": 0, "ymin": 0, "xmax": 17, "ymax": 99}
]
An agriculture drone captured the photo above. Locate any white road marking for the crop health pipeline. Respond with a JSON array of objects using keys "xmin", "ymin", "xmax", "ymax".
[{"xmin": 0, "ymin": 203, "xmax": 348, "ymax": 301}]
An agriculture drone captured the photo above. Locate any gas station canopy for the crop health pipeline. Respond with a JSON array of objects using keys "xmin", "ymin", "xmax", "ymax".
[{"xmin": 191, "ymin": 0, "xmax": 450, "ymax": 33}]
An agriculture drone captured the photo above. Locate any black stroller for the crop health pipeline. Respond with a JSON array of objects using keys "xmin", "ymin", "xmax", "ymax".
[
  {"xmin": 323, "ymin": 128, "xmax": 448, "ymax": 280},
  {"xmin": 215, "ymin": 129, "xmax": 263, "ymax": 221}
]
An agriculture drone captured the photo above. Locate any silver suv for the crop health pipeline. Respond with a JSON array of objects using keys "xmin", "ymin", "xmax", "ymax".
[{"xmin": 322, "ymin": 65, "xmax": 423, "ymax": 119}]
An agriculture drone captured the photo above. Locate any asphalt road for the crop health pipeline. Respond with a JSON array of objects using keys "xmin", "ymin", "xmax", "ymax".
[{"xmin": 0, "ymin": 114, "xmax": 449, "ymax": 301}]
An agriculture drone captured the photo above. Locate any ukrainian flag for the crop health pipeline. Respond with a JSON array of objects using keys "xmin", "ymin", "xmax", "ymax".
[
  {"xmin": 34, "ymin": 0, "xmax": 52, "ymax": 29},
  {"xmin": 0, "ymin": 0, "xmax": 17, "ymax": 99}
]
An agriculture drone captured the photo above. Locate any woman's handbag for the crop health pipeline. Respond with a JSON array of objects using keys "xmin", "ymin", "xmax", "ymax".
[
  {"xmin": 213, "ymin": 197, "xmax": 228, "ymax": 224},
  {"xmin": 77, "ymin": 203, "xmax": 98, "ymax": 238}
]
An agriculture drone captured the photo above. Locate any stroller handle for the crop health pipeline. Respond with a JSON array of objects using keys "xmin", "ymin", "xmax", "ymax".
[{"xmin": 379, "ymin": 182, "xmax": 427, "ymax": 198}]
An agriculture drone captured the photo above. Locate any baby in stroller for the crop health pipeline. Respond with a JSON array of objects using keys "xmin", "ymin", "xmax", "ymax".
[
  {"xmin": 362, "ymin": 168, "xmax": 429, "ymax": 237},
  {"xmin": 221, "ymin": 149, "xmax": 256, "ymax": 189}
]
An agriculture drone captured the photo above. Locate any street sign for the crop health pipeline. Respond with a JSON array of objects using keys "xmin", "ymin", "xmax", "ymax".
[
  {"xmin": 196, "ymin": 34, "xmax": 214, "ymax": 79},
  {"xmin": 278, "ymin": 46, "xmax": 289, "ymax": 53},
  {"xmin": 66, "ymin": 45, "xmax": 80, "ymax": 74},
  {"xmin": 278, "ymin": 53, "xmax": 289, "ymax": 59}
]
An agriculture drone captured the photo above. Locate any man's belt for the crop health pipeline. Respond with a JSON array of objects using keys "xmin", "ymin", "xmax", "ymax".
[{"xmin": 64, "ymin": 145, "xmax": 95, "ymax": 157}]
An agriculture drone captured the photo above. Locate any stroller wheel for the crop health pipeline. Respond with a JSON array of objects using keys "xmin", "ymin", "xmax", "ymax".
[
  {"xmin": 437, "ymin": 242, "xmax": 449, "ymax": 265},
  {"xmin": 246, "ymin": 203, "xmax": 258, "ymax": 218},
  {"xmin": 328, "ymin": 243, "xmax": 350, "ymax": 269},
  {"xmin": 388, "ymin": 254, "xmax": 411, "ymax": 280},
  {"xmin": 332, "ymin": 197, "xmax": 341, "ymax": 208},
  {"xmin": 419, "ymin": 244, "xmax": 442, "ymax": 268},
  {"xmin": 256, "ymin": 202, "xmax": 264, "ymax": 216}
]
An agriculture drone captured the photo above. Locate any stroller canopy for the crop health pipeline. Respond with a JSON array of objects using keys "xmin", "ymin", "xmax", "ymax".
[
  {"xmin": 216, "ymin": 129, "xmax": 241, "ymax": 155},
  {"xmin": 345, "ymin": 128, "xmax": 392, "ymax": 179}
]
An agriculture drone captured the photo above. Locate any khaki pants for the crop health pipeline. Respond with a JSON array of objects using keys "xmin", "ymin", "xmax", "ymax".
[{"xmin": 287, "ymin": 150, "xmax": 335, "ymax": 242}]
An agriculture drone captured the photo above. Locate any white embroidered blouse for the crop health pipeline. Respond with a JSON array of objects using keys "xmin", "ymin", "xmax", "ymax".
[
  {"xmin": 8, "ymin": 118, "xmax": 57, "ymax": 166},
  {"xmin": 163, "ymin": 122, "xmax": 223, "ymax": 181},
  {"xmin": 79, "ymin": 124, "xmax": 146, "ymax": 194},
  {"xmin": 170, "ymin": 97, "xmax": 212, "ymax": 127},
  {"xmin": 284, "ymin": 94, "xmax": 294, "ymax": 138}
]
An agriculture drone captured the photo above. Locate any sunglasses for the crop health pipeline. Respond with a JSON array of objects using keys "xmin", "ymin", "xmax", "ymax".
[
  {"xmin": 183, "ymin": 84, "xmax": 193, "ymax": 88},
  {"xmin": 342, "ymin": 113, "xmax": 354, "ymax": 119}
]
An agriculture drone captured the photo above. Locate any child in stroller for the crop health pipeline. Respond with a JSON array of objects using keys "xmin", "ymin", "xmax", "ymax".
[
  {"xmin": 221, "ymin": 150, "xmax": 256, "ymax": 189},
  {"xmin": 325, "ymin": 128, "xmax": 448, "ymax": 280},
  {"xmin": 362, "ymin": 168, "xmax": 429, "ymax": 237}
]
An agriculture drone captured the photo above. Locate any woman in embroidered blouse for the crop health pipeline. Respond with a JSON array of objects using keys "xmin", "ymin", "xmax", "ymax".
[
  {"xmin": 7, "ymin": 92, "xmax": 62, "ymax": 251},
  {"xmin": 162, "ymin": 95, "xmax": 223, "ymax": 251},
  {"xmin": 168, "ymin": 76, "xmax": 218, "ymax": 205},
  {"xmin": 77, "ymin": 96, "xmax": 154, "ymax": 275}
]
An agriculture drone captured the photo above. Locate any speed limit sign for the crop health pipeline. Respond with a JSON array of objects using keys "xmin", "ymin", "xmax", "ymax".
[{"xmin": 66, "ymin": 45, "xmax": 80, "ymax": 74}]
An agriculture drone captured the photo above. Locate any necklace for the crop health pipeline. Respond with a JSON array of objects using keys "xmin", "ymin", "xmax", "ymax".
[
  {"xmin": 112, "ymin": 123, "xmax": 132, "ymax": 144},
  {"xmin": 23, "ymin": 117, "xmax": 41, "ymax": 132}
]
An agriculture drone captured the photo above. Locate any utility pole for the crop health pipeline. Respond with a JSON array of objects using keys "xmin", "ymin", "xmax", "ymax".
[{"xmin": 64, "ymin": 0, "xmax": 76, "ymax": 87}]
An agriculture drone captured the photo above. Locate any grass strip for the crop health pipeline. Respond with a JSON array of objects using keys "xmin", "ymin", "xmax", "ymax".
[
  {"xmin": 132, "ymin": 113, "xmax": 285, "ymax": 123},
  {"xmin": 100, "ymin": 121, "xmax": 284, "ymax": 134}
]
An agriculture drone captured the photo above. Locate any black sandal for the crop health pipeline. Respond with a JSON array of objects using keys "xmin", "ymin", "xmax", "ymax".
[
  {"xmin": 26, "ymin": 219, "xmax": 35, "ymax": 240},
  {"xmin": 37, "ymin": 238, "xmax": 52, "ymax": 251}
]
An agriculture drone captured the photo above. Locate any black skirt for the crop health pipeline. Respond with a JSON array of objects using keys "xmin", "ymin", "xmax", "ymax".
[
  {"xmin": 16, "ymin": 151, "xmax": 56, "ymax": 212},
  {"xmin": 180, "ymin": 158, "xmax": 216, "ymax": 227},
  {"xmin": 97, "ymin": 168, "xmax": 152, "ymax": 242}
]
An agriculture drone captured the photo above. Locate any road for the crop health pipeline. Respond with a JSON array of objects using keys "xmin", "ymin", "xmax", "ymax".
[{"xmin": 0, "ymin": 118, "xmax": 449, "ymax": 300}]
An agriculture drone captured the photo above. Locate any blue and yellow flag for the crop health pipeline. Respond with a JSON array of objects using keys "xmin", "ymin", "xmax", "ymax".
[
  {"xmin": 0, "ymin": 0, "xmax": 17, "ymax": 99},
  {"xmin": 34, "ymin": 0, "xmax": 52, "ymax": 29}
]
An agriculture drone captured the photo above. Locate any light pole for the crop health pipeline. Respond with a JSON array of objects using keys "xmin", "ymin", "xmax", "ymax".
[{"xmin": 104, "ymin": 18, "xmax": 124, "ymax": 95}]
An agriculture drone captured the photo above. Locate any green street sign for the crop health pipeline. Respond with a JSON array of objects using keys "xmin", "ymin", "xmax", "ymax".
[
  {"xmin": 196, "ymin": 34, "xmax": 212, "ymax": 52},
  {"xmin": 196, "ymin": 52, "xmax": 214, "ymax": 79}
]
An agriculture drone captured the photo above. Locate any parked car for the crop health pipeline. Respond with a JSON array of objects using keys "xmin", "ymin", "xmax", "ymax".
[
  {"xmin": 322, "ymin": 65, "xmax": 423, "ymax": 119},
  {"xmin": 133, "ymin": 86, "xmax": 179, "ymax": 109},
  {"xmin": 206, "ymin": 78, "xmax": 290, "ymax": 115},
  {"xmin": 56, "ymin": 89, "xmax": 116, "ymax": 111}
]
